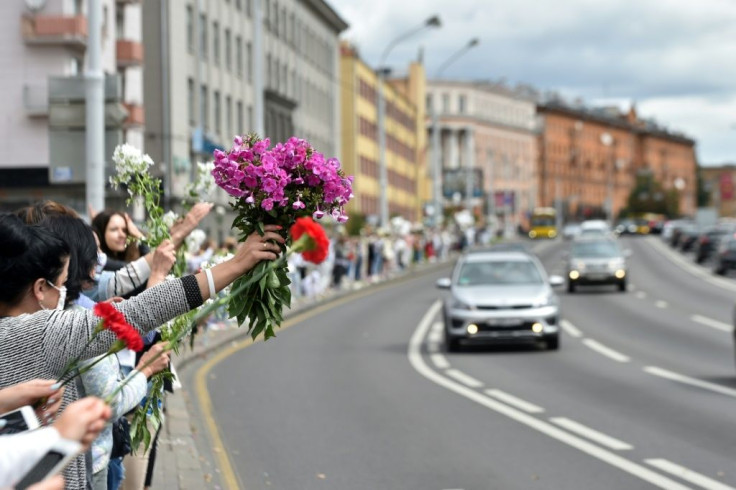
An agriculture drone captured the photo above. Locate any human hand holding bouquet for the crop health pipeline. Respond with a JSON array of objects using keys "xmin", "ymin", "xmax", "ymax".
[{"xmin": 211, "ymin": 134, "xmax": 353, "ymax": 339}]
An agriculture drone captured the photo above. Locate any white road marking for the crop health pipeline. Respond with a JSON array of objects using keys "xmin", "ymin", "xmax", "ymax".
[
  {"xmin": 430, "ymin": 353, "xmax": 450, "ymax": 369},
  {"xmin": 647, "ymin": 237, "xmax": 736, "ymax": 293},
  {"xmin": 428, "ymin": 322, "xmax": 444, "ymax": 343},
  {"xmin": 485, "ymin": 389, "xmax": 545, "ymax": 413},
  {"xmin": 655, "ymin": 300, "xmax": 669, "ymax": 309},
  {"xmin": 445, "ymin": 369, "xmax": 484, "ymax": 388},
  {"xmin": 559, "ymin": 319, "xmax": 583, "ymax": 338},
  {"xmin": 550, "ymin": 417, "xmax": 633, "ymax": 451},
  {"xmin": 408, "ymin": 302, "xmax": 690, "ymax": 490},
  {"xmin": 427, "ymin": 343, "xmax": 439, "ymax": 354},
  {"xmin": 583, "ymin": 339, "xmax": 631, "ymax": 363},
  {"xmin": 644, "ymin": 366, "xmax": 736, "ymax": 399},
  {"xmin": 646, "ymin": 459, "xmax": 736, "ymax": 490},
  {"xmin": 690, "ymin": 314, "xmax": 732, "ymax": 333},
  {"xmin": 636, "ymin": 291, "xmax": 647, "ymax": 299}
]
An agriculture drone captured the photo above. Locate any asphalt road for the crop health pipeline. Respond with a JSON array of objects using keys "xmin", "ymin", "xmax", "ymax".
[{"xmin": 196, "ymin": 236, "xmax": 736, "ymax": 490}]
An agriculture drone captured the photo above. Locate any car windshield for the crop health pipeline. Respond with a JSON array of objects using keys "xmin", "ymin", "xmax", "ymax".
[
  {"xmin": 531, "ymin": 216, "xmax": 555, "ymax": 227},
  {"xmin": 571, "ymin": 241, "xmax": 621, "ymax": 258},
  {"xmin": 457, "ymin": 260, "xmax": 544, "ymax": 286}
]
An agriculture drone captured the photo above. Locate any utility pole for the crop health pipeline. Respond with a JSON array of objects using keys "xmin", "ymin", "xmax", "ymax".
[
  {"xmin": 464, "ymin": 128, "xmax": 474, "ymax": 216},
  {"xmin": 85, "ymin": 0, "xmax": 105, "ymax": 213},
  {"xmin": 253, "ymin": 0, "xmax": 264, "ymax": 136},
  {"xmin": 377, "ymin": 71, "xmax": 389, "ymax": 228}
]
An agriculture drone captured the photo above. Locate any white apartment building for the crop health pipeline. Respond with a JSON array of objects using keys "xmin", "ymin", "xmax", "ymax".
[
  {"xmin": 143, "ymin": 0, "xmax": 347, "ymax": 243},
  {"xmin": 427, "ymin": 81, "xmax": 538, "ymax": 231},
  {"xmin": 0, "ymin": 0, "xmax": 144, "ymax": 213}
]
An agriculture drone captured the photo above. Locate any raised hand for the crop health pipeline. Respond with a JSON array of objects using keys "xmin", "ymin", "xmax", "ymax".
[{"xmin": 170, "ymin": 202, "xmax": 214, "ymax": 248}]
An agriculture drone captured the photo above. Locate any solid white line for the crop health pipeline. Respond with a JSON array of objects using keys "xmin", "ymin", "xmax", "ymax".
[
  {"xmin": 485, "ymin": 389, "xmax": 545, "ymax": 413},
  {"xmin": 647, "ymin": 237, "xmax": 736, "ymax": 293},
  {"xmin": 583, "ymin": 339, "xmax": 631, "ymax": 363},
  {"xmin": 427, "ymin": 343, "xmax": 439, "ymax": 354},
  {"xmin": 407, "ymin": 303, "xmax": 690, "ymax": 490},
  {"xmin": 644, "ymin": 366, "xmax": 736, "ymax": 399},
  {"xmin": 430, "ymin": 353, "xmax": 450, "ymax": 370},
  {"xmin": 655, "ymin": 300, "xmax": 669, "ymax": 309},
  {"xmin": 550, "ymin": 417, "xmax": 633, "ymax": 451},
  {"xmin": 445, "ymin": 369, "xmax": 484, "ymax": 388},
  {"xmin": 691, "ymin": 314, "xmax": 732, "ymax": 333},
  {"xmin": 646, "ymin": 459, "xmax": 736, "ymax": 490},
  {"xmin": 636, "ymin": 291, "xmax": 647, "ymax": 299},
  {"xmin": 559, "ymin": 319, "xmax": 583, "ymax": 338}
]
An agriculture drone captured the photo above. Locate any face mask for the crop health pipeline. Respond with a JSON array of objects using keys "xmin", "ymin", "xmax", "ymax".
[
  {"xmin": 40, "ymin": 280, "xmax": 67, "ymax": 311},
  {"xmin": 95, "ymin": 252, "xmax": 107, "ymax": 277}
]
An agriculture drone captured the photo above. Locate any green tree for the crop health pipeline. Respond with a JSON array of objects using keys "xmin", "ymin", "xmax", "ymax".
[
  {"xmin": 345, "ymin": 212, "xmax": 366, "ymax": 236},
  {"xmin": 626, "ymin": 173, "xmax": 679, "ymax": 217},
  {"xmin": 696, "ymin": 166, "xmax": 710, "ymax": 207}
]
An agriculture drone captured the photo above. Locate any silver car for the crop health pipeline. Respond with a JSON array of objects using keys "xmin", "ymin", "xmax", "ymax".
[
  {"xmin": 566, "ymin": 238, "xmax": 630, "ymax": 293},
  {"xmin": 437, "ymin": 251, "xmax": 564, "ymax": 351}
]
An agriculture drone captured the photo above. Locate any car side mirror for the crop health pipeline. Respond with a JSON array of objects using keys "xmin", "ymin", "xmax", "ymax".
[
  {"xmin": 548, "ymin": 275, "xmax": 564, "ymax": 287},
  {"xmin": 436, "ymin": 277, "xmax": 452, "ymax": 289}
]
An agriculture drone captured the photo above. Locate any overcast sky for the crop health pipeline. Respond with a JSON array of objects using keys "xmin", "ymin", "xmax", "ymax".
[{"xmin": 331, "ymin": 0, "xmax": 736, "ymax": 165}]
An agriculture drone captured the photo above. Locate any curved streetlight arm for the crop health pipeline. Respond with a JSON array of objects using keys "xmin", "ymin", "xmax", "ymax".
[
  {"xmin": 379, "ymin": 15, "xmax": 441, "ymax": 67},
  {"xmin": 434, "ymin": 38, "xmax": 480, "ymax": 79}
]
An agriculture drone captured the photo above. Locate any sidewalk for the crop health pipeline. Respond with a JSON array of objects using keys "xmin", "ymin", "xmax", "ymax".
[{"xmin": 153, "ymin": 257, "xmax": 455, "ymax": 489}]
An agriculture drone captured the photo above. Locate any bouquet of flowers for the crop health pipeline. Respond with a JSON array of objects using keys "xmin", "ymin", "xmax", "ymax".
[{"xmin": 212, "ymin": 134, "xmax": 353, "ymax": 339}]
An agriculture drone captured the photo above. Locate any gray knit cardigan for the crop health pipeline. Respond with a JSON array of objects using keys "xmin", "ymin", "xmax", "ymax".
[{"xmin": 0, "ymin": 275, "xmax": 203, "ymax": 490}]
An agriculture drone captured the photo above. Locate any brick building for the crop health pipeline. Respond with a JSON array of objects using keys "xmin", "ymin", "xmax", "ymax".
[{"xmin": 538, "ymin": 101, "xmax": 697, "ymax": 221}]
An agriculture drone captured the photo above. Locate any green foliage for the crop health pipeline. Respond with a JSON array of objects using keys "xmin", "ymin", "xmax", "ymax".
[
  {"xmin": 345, "ymin": 212, "xmax": 366, "ymax": 236},
  {"xmin": 626, "ymin": 173, "xmax": 680, "ymax": 218}
]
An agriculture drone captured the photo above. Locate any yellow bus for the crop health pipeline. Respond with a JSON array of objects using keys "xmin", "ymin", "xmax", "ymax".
[{"xmin": 529, "ymin": 207, "xmax": 557, "ymax": 239}]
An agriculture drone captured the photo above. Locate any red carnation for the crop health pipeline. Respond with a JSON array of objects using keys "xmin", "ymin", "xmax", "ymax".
[
  {"xmin": 93, "ymin": 303, "xmax": 144, "ymax": 352},
  {"xmin": 290, "ymin": 217, "xmax": 329, "ymax": 264}
]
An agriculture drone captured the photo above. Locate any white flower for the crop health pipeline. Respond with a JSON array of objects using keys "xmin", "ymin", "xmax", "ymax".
[
  {"xmin": 110, "ymin": 143, "xmax": 155, "ymax": 187},
  {"xmin": 185, "ymin": 229, "xmax": 207, "ymax": 252},
  {"xmin": 162, "ymin": 211, "xmax": 180, "ymax": 228},
  {"xmin": 186, "ymin": 161, "xmax": 216, "ymax": 199}
]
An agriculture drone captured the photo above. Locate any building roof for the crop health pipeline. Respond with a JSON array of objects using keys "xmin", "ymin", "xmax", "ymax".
[
  {"xmin": 303, "ymin": 0, "xmax": 349, "ymax": 33},
  {"xmin": 428, "ymin": 79, "xmax": 539, "ymax": 102}
]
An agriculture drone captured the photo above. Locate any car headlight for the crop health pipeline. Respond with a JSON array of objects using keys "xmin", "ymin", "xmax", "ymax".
[
  {"xmin": 452, "ymin": 299, "xmax": 475, "ymax": 310},
  {"xmin": 532, "ymin": 295, "xmax": 554, "ymax": 308}
]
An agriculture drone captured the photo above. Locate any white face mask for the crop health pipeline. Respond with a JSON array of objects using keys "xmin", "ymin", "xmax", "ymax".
[{"xmin": 40, "ymin": 280, "xmax": 67, "ymax": 311}]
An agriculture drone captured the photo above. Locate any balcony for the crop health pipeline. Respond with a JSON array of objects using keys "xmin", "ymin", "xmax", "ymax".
[
  {"xmin": 116, "ymin": 39, "xmax": 144, "ymax": 67},
  {"xmin": 21, "ymin": 15, "xmax": 87, "ymax": 49},
  {"xmin": 24, "ymin": 84, "xmax": 48, "ymax": 118},
  {"xmin": 123, "ymin": 103, "xmax": 145, "ymax": 126}
]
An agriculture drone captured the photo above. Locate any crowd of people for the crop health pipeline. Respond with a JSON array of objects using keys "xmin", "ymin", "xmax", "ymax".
[{"xmin": 0, "ymin": 199, "xmax": 481, "ymax": 490}]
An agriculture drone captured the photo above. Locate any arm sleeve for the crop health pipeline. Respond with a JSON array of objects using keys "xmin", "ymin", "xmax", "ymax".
[
  {"xmin": 41, "ymin": 276, "xmax": 203, "ymax": 378},
  {"xmin": 102, "ymin": 257, "xmax": 151, "ymax": 300},
  {"xmin": 79, "ymin": 356, "xmax": 147, "ymax": 419},
  {"xmin": 0, "ymin": 427, "xmax": 62, "ymax": 488}
]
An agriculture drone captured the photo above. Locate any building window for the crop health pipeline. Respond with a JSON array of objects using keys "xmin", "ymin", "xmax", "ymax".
[
  {"xmin": 213, "ymin": 21, "xmax": 219, "ymax": 64},
  {"xmin": 289, "ymin": 13, "xmax": 295, "ymax": 45},
  {"xmin": 235, "ymin": 0, "xmax": 241, "ymax": 10},
  {"xmin": 199, "ymin": 14, "xmax": 207, "ymax": 59},
  {"xmin": 235, "ymin": 36, "xmax": 243, "ymax": 76},
  {"xmin": 214, "ymin": 90, "xmax": 221, "ymax": 134},
  {"xmin": 426, "ymin": 94, "xmax": 432, "ymax": 112},
  {"xmin": 442, "ymin": 93, "xmax": 450, "ymax": 113},
  {"xmin": 226, "ymin": 95, "xmax": 232, "ymax": 138},
  {"xmin": 246, "ymin": 42, "xmax": 252, "ymax": 82},
  {"xmin": 201, "ymin": 84, "xmax": 208, "ymax": 131},
  {"xmin": 246, "ymin": 0, "xmax": 252, "ymax": 17},
  {"xmin": 248, "ymin": 105, "xmax": 253, "ymax": 130},
  {"xmin": 266, "ymin": 54, "xmax": 271, "ymax": 88},
  {"xmin": 224, "ymin": 29, "xmax": 231, "ymax": 71},
  {"xmin": 274, "ymin": 2, "xmax": 280, "ymax": 37},
  {"xmin": 186, "ymin": 5, "xmax": 194, "ymax": 51},
  {"xmin": 281, "ymin": 8, "xmax": 286, "ymax": 39},
  {"xmin": 264, "ymin": 0, "xmax": 270, "ymax": 29},
  {"xmin": 188, "ymin": 78, "xmax": 195, "ymax": 125},
  {"xmin": 236, "ymin": 101, "xmax": 243, "ymax": 133},
  {"xmin": 459, "ymin": 95, "xmax": 466, "ymax": 114}
]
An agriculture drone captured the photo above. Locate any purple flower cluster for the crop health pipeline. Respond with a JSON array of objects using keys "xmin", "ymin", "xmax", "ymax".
[{"xmin": 212, "ymin": 135, "xmax": 353, "ymax": 223}]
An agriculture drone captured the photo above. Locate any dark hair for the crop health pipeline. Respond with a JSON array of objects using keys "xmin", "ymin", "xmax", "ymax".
[
  {"xmin": 38, "ymin": 215, "xmax": 98, "ymax": 304},
  {"xmin": 0, "ymin": 213, "xmax": 70, "ymax": 306},
  {"xmin": 16, "ymin": 200, "xmax": 79, "ymax": 224},
  {"xmin": 91, "ymin": 210, "xmax": 141, "ymax": 262}
]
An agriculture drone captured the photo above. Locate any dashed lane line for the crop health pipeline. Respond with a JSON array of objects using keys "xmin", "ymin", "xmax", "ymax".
[
  {"xmin": 644, "ymin": 366, "xmax": 736, "ymax": 399},
  {"xmin": 559, "ymin": 319, "xmax": 583, "ymax": 338},
  {"xmin": 636, "ymin": 291, "xmax": 648, "ymax": 299},
  {"xmin": 445, "ymin": 369, "xmax": 484, "ymax": 388},
  {"xmin": 485, "ymin": 389, "xmax": 545, "ymax": 414},
  {"xmin": 430, "ymin": 353, "xmax": 450, "ymax": 370},
  {"xmin": 690, "ymin": 314, "xmax": 732, "ymax": 333},
  {"xmin": 583, "ymin": 339, "xmax": 631, "ymax": 363},
  {"xmin": 646, "ymin": 459, "xmax": 736, "ymax": 490},
  {"xmin": 550, "ymin": 417, "xmax": 633, "ymax": 451},
  {"xmin": 656, "ymin": 300, "xmax": 669, "ymax": 309},
  {"xmin": 408, "ymin": 302, "xmax": 691, "ymax": 490}
]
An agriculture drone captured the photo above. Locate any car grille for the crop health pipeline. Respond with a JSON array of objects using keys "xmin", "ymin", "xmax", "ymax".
[
  {"xmin": 476, "ymin": 321, "xmax": 537, "ymax": 332},
  {"xmin": 476, "ymin": 304, "xmax": 533, "ymax": 310}
]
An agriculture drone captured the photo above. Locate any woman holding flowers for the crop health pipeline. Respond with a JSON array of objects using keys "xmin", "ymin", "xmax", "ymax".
[{"xmin": 0, "ymin": 212, "xmax": 284, "ymax": 489}]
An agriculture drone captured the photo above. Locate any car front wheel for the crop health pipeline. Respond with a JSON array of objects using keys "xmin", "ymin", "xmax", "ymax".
[{"xmin": 444, "ymin": 329, "xmax": 461, "ymax": 352}]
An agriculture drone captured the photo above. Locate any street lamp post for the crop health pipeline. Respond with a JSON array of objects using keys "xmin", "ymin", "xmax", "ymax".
[
  {"xmin": 601, "ymin": 132, "xmax": 615, "ymax": 226},
  {"xmin": 377, "ymin": 15, "xmax": 441, "ymax": 228},
  {"xmin": 429, "ymin": 38, "xmax": 480, "ymax": 227}
]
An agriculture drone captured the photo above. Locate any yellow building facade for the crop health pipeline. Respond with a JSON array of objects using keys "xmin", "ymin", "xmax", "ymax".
[{"xmin": 340, "ymin": 43, "xmax": 428, "ymax": 224}]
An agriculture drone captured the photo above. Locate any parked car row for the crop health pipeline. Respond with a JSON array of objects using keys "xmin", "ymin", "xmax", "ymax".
[{"xmin": 663, "ymin": 219, "xmax": 736, "ymax": 275}]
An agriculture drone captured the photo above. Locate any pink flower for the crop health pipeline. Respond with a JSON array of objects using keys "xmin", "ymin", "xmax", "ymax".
[
  {"xmin": 261, "ymin": 198, "xmax": 274, "ymax": 211},
  {"xmin": 292, "ymin": 198, "xmax": 306, "ymax": 210}
]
